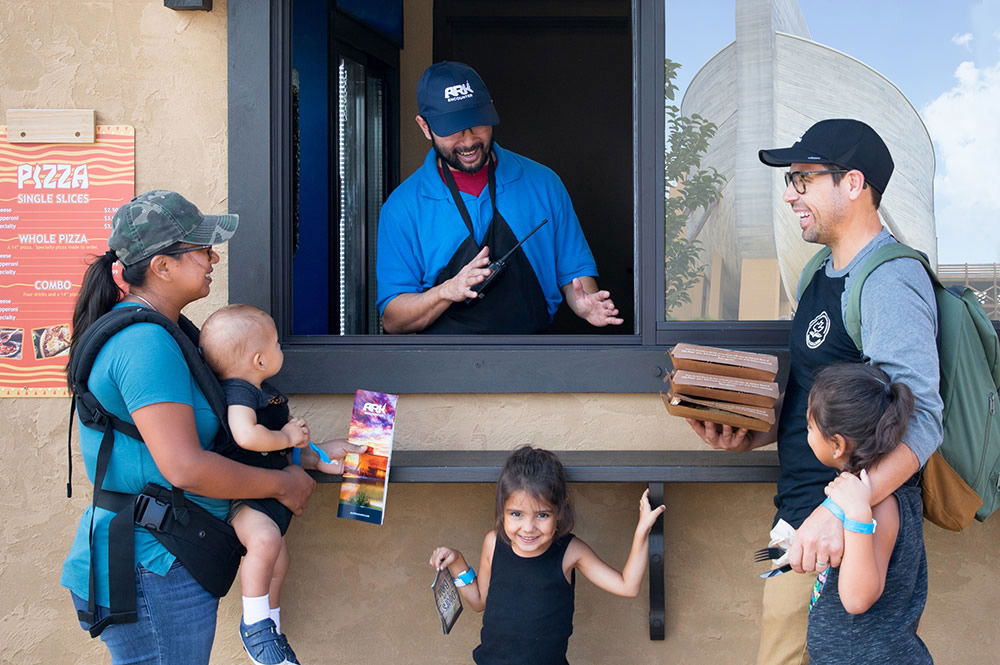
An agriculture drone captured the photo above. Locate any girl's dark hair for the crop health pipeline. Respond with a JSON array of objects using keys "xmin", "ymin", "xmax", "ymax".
[
  {"xmin": 66, "ymin": 243, "xmax": 182, "ymax": 386},
  {"xmin": 808, "ymin": 363, "xmax": 915, "ymax": 473},
  {"xmin": 494, "ymin": 446, "xmax": 575, "ymax": 543}
]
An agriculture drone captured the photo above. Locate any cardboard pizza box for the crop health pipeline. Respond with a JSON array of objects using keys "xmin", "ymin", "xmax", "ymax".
[
  {"xmin": 661, "ymin": 391, "xmax": 775, "ymax": 432},
  {"xmin": 669, "ymin": 369, "xmax": 779, "ymax": 408},
  {"xmin": 669, "ymin": 343, "xmax": 778, "ymax": 382}
]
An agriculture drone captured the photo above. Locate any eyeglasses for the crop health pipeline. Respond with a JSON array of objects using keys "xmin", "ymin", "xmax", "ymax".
[
  {"xmin": 783, "ymin": 169, "xmax": 849, "ymax": 195},
  {"xmin": 157, "ymin": 245, "xmax": 216, "ymax": 260}
]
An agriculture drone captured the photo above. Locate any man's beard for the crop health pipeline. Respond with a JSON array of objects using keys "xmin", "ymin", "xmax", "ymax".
[{"xmin": 433, "ymin": 137, "xmax": 493, "ymax": 174}]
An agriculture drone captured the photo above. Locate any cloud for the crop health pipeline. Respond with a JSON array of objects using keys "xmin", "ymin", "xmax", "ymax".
[
  {"xmin": 953, "ymin": 32, "xmax": 974, "ymax": 47},
  {"xmin": 923, "ymin": 60, "xmax": 1000, "ymax": 263}
]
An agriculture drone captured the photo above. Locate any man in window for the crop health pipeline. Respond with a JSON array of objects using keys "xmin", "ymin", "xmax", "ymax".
[
  {"xmin": 375, "ymin": 61, "xmax": 622, "ymax": 334},
  {"xmin": 686, "ymin": 119, "xmax": 942, "ymax": 665}
]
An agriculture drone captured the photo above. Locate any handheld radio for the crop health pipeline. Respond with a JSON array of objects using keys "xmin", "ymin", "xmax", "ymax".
[{"xmin": 465, "ymin": 218, "xmax": 550, "ymax": 304}]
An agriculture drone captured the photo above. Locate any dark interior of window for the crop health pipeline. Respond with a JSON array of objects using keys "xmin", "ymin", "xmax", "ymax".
[
  {"xmin": 433, "ymin": 0, "xmax": 634, "ymax": 334},
  {"xmin": 292, "ymin": 3, "xmax": 400, "ymax": 335},
  {"xmin": 289, "ymin": 0, "xmax": 633, "ymax": 337}
]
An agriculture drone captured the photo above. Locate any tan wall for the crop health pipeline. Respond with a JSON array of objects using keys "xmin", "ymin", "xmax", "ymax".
[
  {"xmin": 3, "ymin": 2, "xmax": 1000, "ymax": 664},
  {"xmin": 399, "ymin": 0, "xmax": 431, "ymax": 177}
]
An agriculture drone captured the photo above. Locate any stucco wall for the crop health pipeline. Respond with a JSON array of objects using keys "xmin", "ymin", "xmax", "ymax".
[
  {"xmin": 1, "ymin": 2, "xmax": 231, "ymax": 663},
  {"xmin": 3, "ymin": 2, "xmax": 1000, "ymax": 664}
]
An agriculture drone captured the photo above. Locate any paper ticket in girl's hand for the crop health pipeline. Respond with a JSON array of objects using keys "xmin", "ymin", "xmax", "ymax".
[
  {"xmin": 336, "ymin": 390, "xmax": 399, "ymax": 525},
  {"xmin": 432, "ymin": 568, "xmax": 463, "ymax": 635}
]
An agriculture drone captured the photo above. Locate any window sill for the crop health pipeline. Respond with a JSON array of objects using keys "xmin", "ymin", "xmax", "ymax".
[{"xmin": 273, "ymin": 324, "xmax": 793, "ymax": 394}]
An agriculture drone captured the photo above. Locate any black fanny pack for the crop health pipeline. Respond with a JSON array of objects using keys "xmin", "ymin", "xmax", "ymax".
[
  {"xmin": 82, "ymin": 480, "xmax": 246, "ymax": 637},
  {"xmin": 135, "ymin": 483, "xmax": 245, "ymax": 598}
]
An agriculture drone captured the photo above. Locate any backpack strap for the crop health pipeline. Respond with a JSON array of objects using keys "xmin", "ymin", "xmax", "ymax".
[
  {"xmin": 67, "ymin": 306, "xmax": 231, "ymax": 636},
  {"xmin": 843, "ymin": 242, "xmax": 937, "ymax": 351},
  {"xmin": 797, "ymin": 247, "xmax": 832, "ymax": 300}
]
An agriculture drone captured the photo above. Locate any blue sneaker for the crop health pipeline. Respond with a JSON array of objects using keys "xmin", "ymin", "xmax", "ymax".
[
  {"xmin": 276, "ymin": 633, "xmax": 301, "ymax": 664},
  {"xmin": 240, "ymin": 618, "xmax": 292, "ymax": 665}
]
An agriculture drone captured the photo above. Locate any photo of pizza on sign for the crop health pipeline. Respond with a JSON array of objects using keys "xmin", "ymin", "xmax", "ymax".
[
  {"xmin": 0, "ymin": 328, "xmax": 22, "ymax": 359},
  {"xmin": 31, "ymin": 322, "xmax": 70, "ymax": 359}
]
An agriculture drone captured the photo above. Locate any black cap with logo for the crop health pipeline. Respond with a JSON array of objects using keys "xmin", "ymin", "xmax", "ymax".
[{"xmin": 759, "ymin": 118, "xmax": 894, "ymax": 194}]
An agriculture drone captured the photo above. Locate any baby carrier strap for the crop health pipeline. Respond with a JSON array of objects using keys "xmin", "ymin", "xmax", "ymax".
[
  {"xmin": 68, "ymin": 307, "xmax": 229, "ymax": 453},
  {"xmin": 66, "ymin": 306, "xmax": 234, "ymax": 637}
]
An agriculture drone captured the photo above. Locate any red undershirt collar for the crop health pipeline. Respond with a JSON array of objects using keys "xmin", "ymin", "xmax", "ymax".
[{"xmin": 438, "ymin": 156, "xmax": 494, "ymax": 196}]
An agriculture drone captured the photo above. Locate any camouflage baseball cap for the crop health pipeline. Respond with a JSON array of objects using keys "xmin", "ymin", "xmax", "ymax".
[{"xmin": 108, "ymin": 190, "xmax": 239, "ymax": 266}]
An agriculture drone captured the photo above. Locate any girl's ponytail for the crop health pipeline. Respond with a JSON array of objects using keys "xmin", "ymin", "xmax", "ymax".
[
  {"xmin": 872, "ymin": 381, "xmax": 916, "ymax": 460},
  {"xmin": 845, "ymin": 377, "xmax": 916, "ymax": 473}
]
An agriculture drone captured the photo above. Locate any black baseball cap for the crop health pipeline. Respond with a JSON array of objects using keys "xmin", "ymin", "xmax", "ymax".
[
  {"xmin": 417, "ymin": 61, "xmax": 500, "ymax": 137},
  {"xmin": 758, "ymin": 119, "xmax": 894, "ymax": 194}
]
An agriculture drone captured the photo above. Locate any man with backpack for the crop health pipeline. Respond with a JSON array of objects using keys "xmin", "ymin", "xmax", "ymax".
[{"xmin": 686, "ymin": 118, "xmax": 944, "ymax": 665}]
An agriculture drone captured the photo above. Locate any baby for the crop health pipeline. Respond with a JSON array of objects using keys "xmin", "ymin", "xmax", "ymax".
[{"xmin": 201, "ymin": 304, "xmax": 357, "ymax": 665}]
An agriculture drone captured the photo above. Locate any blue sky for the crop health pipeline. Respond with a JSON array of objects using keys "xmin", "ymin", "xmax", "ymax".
[{"xmin": 666, "ymin": 0, "xmax": 1000, "ymax": 263}]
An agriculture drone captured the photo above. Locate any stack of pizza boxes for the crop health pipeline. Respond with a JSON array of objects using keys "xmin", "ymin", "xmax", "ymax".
[{"xmin": 661, "ymin": 343, "xmax": 779, "ymax": 432}]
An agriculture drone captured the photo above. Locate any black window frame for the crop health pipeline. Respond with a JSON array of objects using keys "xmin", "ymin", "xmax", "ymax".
[{"xmin": 228, "ymin": 0, "xmax": 795, "ymax": 395}]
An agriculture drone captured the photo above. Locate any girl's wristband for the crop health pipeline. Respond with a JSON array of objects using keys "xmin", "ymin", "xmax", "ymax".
[
  {"xmin": 823, "ymin": 497, "xmax": 875, "ymax": 532},
  {"xmin": 453, "ymin": 567, "xmax": 476, "ymax": 587},
  {"xmin": 844, "ymin": 517, "xmax": 877, "ymax": 534},
  {"xmin": 821, "ymin": 497, "xmax": 845, "ymax": 521}
]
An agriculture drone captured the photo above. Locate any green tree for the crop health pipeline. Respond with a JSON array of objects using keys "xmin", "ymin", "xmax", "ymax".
[
  {"xmin": 350, "ymin": 489, "xmax": 372, "ymax": 507},
  {"xmin": 664, "ymin": 59, "xmax": 726, "ymax": 319}
]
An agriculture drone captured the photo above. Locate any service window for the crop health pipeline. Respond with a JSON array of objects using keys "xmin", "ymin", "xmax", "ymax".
[
  {"xmin": 229, "ymin": 1, "xmax": 997, "ymax": 393},
  {"xmin": 228, "ymin": 0, "xmax": 666, "ymax": 393}
]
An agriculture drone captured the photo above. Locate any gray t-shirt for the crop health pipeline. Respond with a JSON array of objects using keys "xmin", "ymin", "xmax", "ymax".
[
  {"xmin": 807, "ymin": 485, "xmax": 932, "ymax": 664},
  {"xmin": 823, "ymin": 229, "xmax": 944, "ymax": 464}
]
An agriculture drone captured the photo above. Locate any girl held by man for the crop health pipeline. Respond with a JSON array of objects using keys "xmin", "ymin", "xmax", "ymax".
[{"xmin": 805, "ymin": 363, "xmax": 932, "ymax": 664}]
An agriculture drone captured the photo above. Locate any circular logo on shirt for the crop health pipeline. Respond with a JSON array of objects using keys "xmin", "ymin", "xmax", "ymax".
[{"xmin": 806, "ymin": 311, "xmax": 831, "ymax": 349}]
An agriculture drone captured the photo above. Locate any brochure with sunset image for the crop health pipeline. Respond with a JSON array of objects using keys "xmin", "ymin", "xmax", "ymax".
[{"xmin": 337, "ymin": 389, "xmax": 399, "ymax": 525}]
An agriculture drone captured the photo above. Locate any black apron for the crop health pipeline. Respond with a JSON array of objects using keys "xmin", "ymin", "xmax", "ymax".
[
  {"xmin": 423, "ymin": 157, "xmax": 550, "ymax": 334},
  {"xmin": 775, "ymin": 260, "xmax": 864, "ymax": 528}
]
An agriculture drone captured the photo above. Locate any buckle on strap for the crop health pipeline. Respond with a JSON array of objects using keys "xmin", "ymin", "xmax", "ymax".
[
  {"xmin": 134, "ymin": 493, "xmax": 170, "ymax": 531},
  {"xmin": 77, "ymin": 393, "xmax": 109, "ymax": 428}
]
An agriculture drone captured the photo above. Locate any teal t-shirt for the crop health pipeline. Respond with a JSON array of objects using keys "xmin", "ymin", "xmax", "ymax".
[{"xmin": 61, "ymin": 306, "xmax": 227, "ymax": 606}]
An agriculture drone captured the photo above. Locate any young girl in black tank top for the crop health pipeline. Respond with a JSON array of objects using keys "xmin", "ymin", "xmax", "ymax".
[
  {"xmin": 804, "ymin": 364, "xmax": 932, "ymax": 665},
  {"xmin": 429, "ymin": 446, "xmax": 665, "ymax": 665}
]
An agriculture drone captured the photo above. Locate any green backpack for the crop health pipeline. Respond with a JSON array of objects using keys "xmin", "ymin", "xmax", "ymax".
[{"xmin": 800, "ymin": 242, "xmax": 1000, "ymax": 531}]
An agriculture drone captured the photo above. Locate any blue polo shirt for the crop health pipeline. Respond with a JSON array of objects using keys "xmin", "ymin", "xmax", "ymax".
[
  {"xmin": 376, "ymin": 144, "xmax": 598, "ymax": 319},
  {"xmin": 61, "ymin": 306, "xmax": 226, "ymax": 606}
]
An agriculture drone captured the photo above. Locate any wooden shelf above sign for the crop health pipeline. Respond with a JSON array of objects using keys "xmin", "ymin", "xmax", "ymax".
[{"xmin": 6, "ymin": 109, "xmax": 95, "ymax": 143}]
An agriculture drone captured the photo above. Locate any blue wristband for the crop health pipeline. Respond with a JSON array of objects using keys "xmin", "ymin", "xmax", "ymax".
[
  {"xmin": 821, "ymin": 497, "xmax": 845, "ymax": 522},
  {"xmin": 290, "ymin": 448, "xmax": 301, "ymax": 465},
  {"xmin": 844, "ymin": 517, "xmax": 877, "ymax": 534},
  {"xmin": 453, "ymin": 567, "xmax": 476, "ymax": 587}
]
